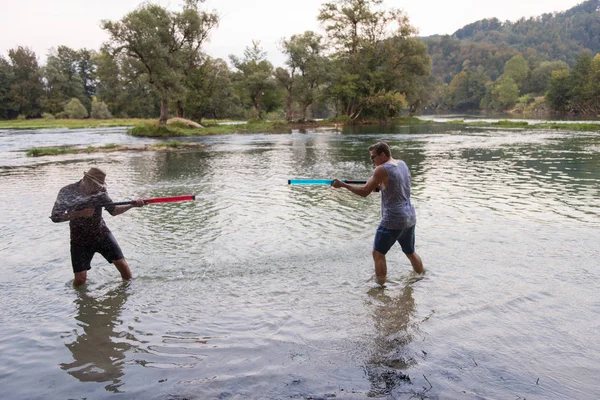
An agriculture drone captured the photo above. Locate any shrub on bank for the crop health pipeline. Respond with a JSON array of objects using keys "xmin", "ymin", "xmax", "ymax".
[
  {"xmin": 64, "ymin": 98, "xmax": 89, "ymax": 119},
  {"xmin": 91, "ymin": 101, "xmax": 113, "ymax": 119}
]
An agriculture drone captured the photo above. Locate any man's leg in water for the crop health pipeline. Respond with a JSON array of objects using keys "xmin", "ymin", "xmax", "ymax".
[
  {"xmin": 113, "ymin": 258, "xmax": 132, "ymax": 280},
  {"xmin": 73, "ymin": 271, "xmax": 87, "ymax": 286},
  {"xmin": 372, "ymin": 249, "xmax": 387, "ymax": 285},
  {"xmin": 397, "ymin": 225, "xmax": 425, "ymax": 274},
  {"xmin": 406, "ymin": 252, "xmax": 425, "ymax": 274}
]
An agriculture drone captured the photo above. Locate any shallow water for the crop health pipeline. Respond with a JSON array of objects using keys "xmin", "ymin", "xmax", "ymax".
[{"xmin": 0, "ymin": 125, "xmax": 598, "ymax": 399}]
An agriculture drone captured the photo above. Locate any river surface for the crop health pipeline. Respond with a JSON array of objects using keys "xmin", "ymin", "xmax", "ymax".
[{"xmin": 0, "ymin": 124, "xmax": 598, "ymax": 399}]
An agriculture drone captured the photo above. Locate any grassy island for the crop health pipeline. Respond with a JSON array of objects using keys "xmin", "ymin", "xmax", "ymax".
[{"xmin": 26, "ymin": 141, "xmax": 202, "ymax": 157}]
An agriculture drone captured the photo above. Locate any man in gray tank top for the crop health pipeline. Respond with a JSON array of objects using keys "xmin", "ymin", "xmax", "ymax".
[{"xmin": 333, "ymin": 142, "xmax": 424, "ymax": 285}]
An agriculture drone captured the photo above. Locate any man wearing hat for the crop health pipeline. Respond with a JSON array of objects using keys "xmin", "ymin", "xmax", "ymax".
[{"xmin": 51, "ymin": 167, "xmax": 145, "ymax": 286}]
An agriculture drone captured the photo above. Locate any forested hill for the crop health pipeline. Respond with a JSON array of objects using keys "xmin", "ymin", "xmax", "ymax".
[{"xmin": 423, "ymin": 0, "xmax": 600, "ymax": 84}]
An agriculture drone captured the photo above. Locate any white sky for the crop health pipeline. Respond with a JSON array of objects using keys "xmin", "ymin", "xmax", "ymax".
[{"xmin": 0, "ymin": 0, "xmax": 585, "ymax": 67}]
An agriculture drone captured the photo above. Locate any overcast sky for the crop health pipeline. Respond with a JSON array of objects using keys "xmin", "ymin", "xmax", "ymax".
[{"xmin": 0, "ymin": 0, "xmax": 584, "ymax": 67}]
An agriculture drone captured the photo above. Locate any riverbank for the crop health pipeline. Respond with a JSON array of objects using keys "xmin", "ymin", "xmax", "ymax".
[
  {"xmin": 0, "ymin": 117, "xmax": 240, "ymax": 131},
  {"xmin": 0, "ymin": 118, "xmax": 145, "ymax": 130},
  {"xmin": 0, "ymin": 116, "xmax": 424, "ymax": 135},
  {"xmin": 438, "ymin": 119, "xmax": 600, "ymax": 131},
  {"xmin": 0, "ymin": 117, "xmax": 340, "ymax": 135},
  {"xmin": 2, "ymin": 116, "xmax": 600, "ymax": 136}
]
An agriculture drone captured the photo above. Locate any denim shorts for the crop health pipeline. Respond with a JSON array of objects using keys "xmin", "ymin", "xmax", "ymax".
[
  {"xmin": 70, "ymin": 233, "xmax": 124, "ymax": 273},
  {"xmin": 373, "ymin": 224, "xmax": 416, "ymax": 255}
]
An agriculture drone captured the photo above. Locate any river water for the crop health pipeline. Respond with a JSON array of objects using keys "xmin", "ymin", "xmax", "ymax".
[{"xmin": 0, "ymin": 124, "xmax": 598, "ymax": 399}]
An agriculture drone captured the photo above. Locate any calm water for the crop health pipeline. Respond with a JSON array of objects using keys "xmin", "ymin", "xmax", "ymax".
[{"xmin": 0, "ymin": 124, "xmax": 598, "ymax": 399}]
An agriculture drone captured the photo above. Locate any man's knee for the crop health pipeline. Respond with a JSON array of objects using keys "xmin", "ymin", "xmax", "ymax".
[{"xmin": 372, "ymin": 249, "xmax": 385, "ymax": 259}]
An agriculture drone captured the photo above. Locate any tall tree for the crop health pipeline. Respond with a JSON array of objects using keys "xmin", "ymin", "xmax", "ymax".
[
  {"xmin": 587, "ymin": 53, "xmax": 600, "ymax": 113},
  {"xmin": 569, "ymin": 52, "xmax": 594, "ymax": 113},
  {"xmin": 274, "ymin": 67, "xmax": 295, "ymax": 121},
  {"xmin": 230, "ymin": 41, "xmax": 280, "ymax": 119},
  {"xmin": 280, "ymin": 31, "xmax": 329, "ymax": 121},
  {"xmin": 503, "ymin": 54, "xmax": 528, "ymax": 89},
  {"xmin": 318, "ymin": 0, "xmax": 429, "ymax": 120},
  {"xmin": 545, "ymin": 69, "xmax": 572, "ymax": 112},
  {"xmin": 77, "ymin": 49, "xmax": 97, "ymax": 101},
  {"xmin": 43, "ymin": 45, "xmax": 89, "ymax": 114},
  {"xmin": 0, "ymin": 55, "xmax": 14, "ymax": 119},
  {"xmin": 94, "ymin": 49, "xmax": 160, "ymax": 118},
  {"xmin": 93, "ymin": 49, "xmax": 121, "ymax": 113},
  {"xmin": 490, "ymin": 75, "xmax": 520, "ymax": 110},
  {"xmin": 529, "ymin": 60, "xmax": 569, "ymax": 95},
  {"xmin": 444, "ymin": 68, "xmax": 487, "ymax": 111},
  {"xmin": 377, "ymin": 35, "xmax": 431, "ymax": 115},
  {"xmin": 7, "ymin": 46, "xmax": 44, "ymax": 117},
  {"xmin": 184, "ymin": 57, "xmax": 236, "ymax": 122},
  {"xmin": 102, "ymin": 0, "xmax": 218, "ymax": 124},
  {"xmin": 318, "ymin": 0, "xmax": 414, "ymax": 56}
]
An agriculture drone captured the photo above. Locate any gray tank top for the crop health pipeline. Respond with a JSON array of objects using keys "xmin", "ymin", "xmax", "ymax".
[{"xmin": 380, "ymin": 161, "xmax": 416, "ymax": 229}]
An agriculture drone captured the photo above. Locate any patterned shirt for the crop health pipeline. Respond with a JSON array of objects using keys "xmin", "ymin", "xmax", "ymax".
[{"xmin": 50, "ymin": 181, "xmax": 116, "ymax": 245}]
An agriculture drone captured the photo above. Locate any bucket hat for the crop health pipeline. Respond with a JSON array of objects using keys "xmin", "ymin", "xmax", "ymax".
[{"xmin": 83, "ymin": 167, "xmax": 107, "ymax": 187}]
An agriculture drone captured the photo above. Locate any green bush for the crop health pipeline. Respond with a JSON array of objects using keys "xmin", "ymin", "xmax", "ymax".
[
  {"xmin": 525, "ymin": 97, "xmax": 548, "ymax": 113},
  {"xmin": 42, "ymin": 112, "xmax": 55, "ymax": 120},
  {"xmin": 17, "ymin": 114, "xmax": 27, "ymax": 121},
  {"xmin": 130, "ymin": 123, "xmax": 175, "ymax": 137},
  {"xmin": 63, "ymin": 98, "xmax": 89, "ymax": 119},
  {"xmin": 518, "ymin": 94, "xmax": 535, "ymax": 105},
  {"xmin": 26, "ymin": 147, "xmax": 75, "ymax": 157},
  {"xmin": 90, "ymin": 101, "xmax": 113, "ymax": 119},
  {"xmin": 264, "ymin": 111, "xmax": 285, "ymax": 121}
]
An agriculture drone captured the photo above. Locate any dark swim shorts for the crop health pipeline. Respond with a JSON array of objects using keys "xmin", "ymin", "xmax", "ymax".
[
  {"xmin": 373, "ymin": 224, "xmax": 416, "ymax": 255},
  {"xmin": 70, "ymin": 233, "xmax": 124, "ymax": 273}
]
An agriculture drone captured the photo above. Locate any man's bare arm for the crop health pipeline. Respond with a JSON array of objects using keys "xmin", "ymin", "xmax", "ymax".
[{"xmin": 332, "ymin": 166, "xmax": 386, "ymax": 197}]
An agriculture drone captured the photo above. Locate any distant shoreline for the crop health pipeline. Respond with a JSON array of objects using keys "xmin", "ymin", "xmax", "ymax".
[{"xmin": 4, "ymin": 116, "xmax": 600, "ymax": 138}]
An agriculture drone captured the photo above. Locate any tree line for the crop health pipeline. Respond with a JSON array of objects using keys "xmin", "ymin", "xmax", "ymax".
[
  {"xmin": 423, "ymin": 0, "xmax": 600, "ymax": 115},
  {"xmin": 424, "ymin": 48, "xmax": 600, "ymax": 115},
  {"xmin": 0, "ymin": 0, "xmax": 430, "ymax": 124},
  {"xmin": 1, "ymin": 0, "xmax": 599, "ymax": 122}
]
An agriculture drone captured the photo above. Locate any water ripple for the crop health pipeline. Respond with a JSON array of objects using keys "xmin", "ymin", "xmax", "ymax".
[{"xmin": 0, "ymin": 127, "xmax": 599, "ymax": 399}]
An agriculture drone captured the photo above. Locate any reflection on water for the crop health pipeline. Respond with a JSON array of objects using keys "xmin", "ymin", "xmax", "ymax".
[
  {"xmin": 60, "ymin": 283, "xmax": 134, "ymax": 393},
  {"xmin": 0, "ymin": 125, "xmax": 599, "ymax": 399},
  {"xmin": 365, "ymin": 277, "xmax": 420, "ymax": 397}
]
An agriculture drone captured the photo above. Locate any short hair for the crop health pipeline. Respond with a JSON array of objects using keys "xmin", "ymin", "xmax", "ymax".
[{"xmin": 368, "ymin": 142, "xmax": 391, "ymax": 157}]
